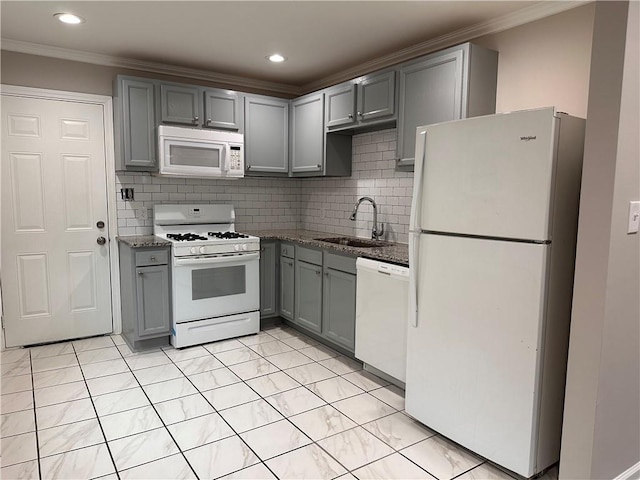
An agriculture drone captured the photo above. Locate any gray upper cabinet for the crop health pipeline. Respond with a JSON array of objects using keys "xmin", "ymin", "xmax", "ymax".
[
  {"xmin": 114, "ymin": 76, "xmax": 156, "ymax": 171},
  {"xmin": 160, "ymin": 83, "xmax": 201, "ymax": 126},
  {"xmin": 396, "ymin": 43, "xmax": 498, "ymax": 168},
  {"xmin": 291, "ymin": 92, "xmax": 324, "ymax": 175},
  {"xmin": 325, "ymin": 83, "xmax": 356, "ymax": 129},
  {"xmin": 325, "ymin": 70, "xmax": 396, "ymax": 132},
  {"xmin": 204, "ymin": 89, "xmax": 243, "ymax": 131},
  {"xmin": 244, "ymin": 95, "xmax": 290, "ymax": 175},
  {"xmin": 357, "ymin": 70, "xmax": 396, "ymax": 123}
]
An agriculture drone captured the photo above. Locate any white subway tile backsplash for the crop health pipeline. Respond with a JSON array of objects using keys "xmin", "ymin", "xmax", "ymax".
[{"xmin": 114, "ymin": 129, "xmax": 412, "ymax": 242}]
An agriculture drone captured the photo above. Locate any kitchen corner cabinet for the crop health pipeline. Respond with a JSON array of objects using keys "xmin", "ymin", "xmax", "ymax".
[
  {"xmin": 260, "ymin": 241, "xmax": 278, "ymax": 319},
  {"xmin": 279, "ymin": 243, "xmax": 295, "ymax": 320},
  {"xmin": 291, "ymin": 93, "xmax": 324, "ymax": 175},
  {"xmin": 396, "ymin": 43, "xmax": 498, "ymax": 168},
  {"xmin": 159, "ymin": 83, "xmax": 201, "ymax": 126},
  {"xmin": 118, "ymin": 243, "xmax": 171, "ymax": 351},
  {"xmin": 294, "ymin": 246, "xmax": 323, "ymax": 334},
  {"xmin": 114, "ymin": 76, "xmax": 157, "ymax": 171},
  {"xmin": 325, "ymin": 70, "xmax": 396, "ymax": 131},
  {"xmin": 244, "ymin": 95, "xmax": 290, "ymax": 175},
  {"xmin": 322, "ymin": 253, "xmax": 356, "ymax": 351}
]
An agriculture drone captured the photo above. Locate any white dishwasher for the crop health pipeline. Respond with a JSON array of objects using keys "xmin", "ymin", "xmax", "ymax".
[{"xmin": 355, "ymin": 258, "xmax": 409, "ymax": 383}]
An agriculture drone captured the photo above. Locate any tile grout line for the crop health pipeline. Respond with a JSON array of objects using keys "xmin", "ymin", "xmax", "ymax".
[
  {"xmin": 116, "ymin": 344, "xmax": 201, "ymax": 479},
  {"xmin": 72, "ymin": 338, "xmax": 122, "ymax": 480},
  {"xmin": 28, "ymin": 348, "xmax": 43, "ymax": 480}
]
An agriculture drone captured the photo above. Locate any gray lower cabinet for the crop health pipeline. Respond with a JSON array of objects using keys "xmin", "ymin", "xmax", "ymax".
[
  {"xmin": 260, "ymin": 241, "xmax": 278, "ymax": 318},
  {"xmin": 119, "ymin": 243, "xmax": 171, "ymax": 351},
  {"xmin": 396, "ymin": 43, "xmax": 498, "ymax": 168},
  {"xmin": 244, "ymin": 95, "xmax": 289, "ymax": 175},
  {"xmin": 159, "ymin": 83, "xmax": 201, "ymax": 126},
  {"xmin": 279, "ymin": 244, "xmax": 295, "ymax": 321},
  {"xmin": 114, "ymin": 76, "xmax": 156, "ymax": 171},
  {"xmin": 322, "ymin": 253, "xmax": 356, "ymax": 351},
  {"xmin": 294, "ymin": 259, "xmax": 323, "ymax": 334}
]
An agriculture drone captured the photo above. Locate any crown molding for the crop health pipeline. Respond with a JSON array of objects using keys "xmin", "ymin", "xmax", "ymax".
[
  {"xmin": 301, "ymin": 1, "xmax": 590, "ymax": 93},
  {"xmin": 1, "ymin": 1, "xmax": 588, "ymax": 98},
  {"xmin": 0, "ymin": 39, "xmax": 303, "ymax": 96}
]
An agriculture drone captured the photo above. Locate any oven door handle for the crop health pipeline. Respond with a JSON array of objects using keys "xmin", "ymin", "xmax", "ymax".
[{"xmin": 173, "ymin": 252, "xmax": 260, "ymax": 267}]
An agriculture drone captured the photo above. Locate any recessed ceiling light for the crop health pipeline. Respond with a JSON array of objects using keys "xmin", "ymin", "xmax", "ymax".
[
  {"xmin": 268, "ymin": 54, "xmax": 286, "ymax": 63},
  {"xmin": 54, "ymin": 13, "xmax": 85, "ymax": 25}
]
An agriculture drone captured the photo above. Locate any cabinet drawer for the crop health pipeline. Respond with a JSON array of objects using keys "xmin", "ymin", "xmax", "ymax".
[
  {"xmin": 280, "ymin": 243, "xmax": 295, "ymax": 259},
  {"xmin": 324, "ymin": 252, "xmax": 356, "ymax": 275},
  {"xmin": 135, "ymin": 250, "xmax": 168, "ymax": 267},
  {"xmin": 296, "ymin": 245, "xmax": 322, "ymax": 266}
]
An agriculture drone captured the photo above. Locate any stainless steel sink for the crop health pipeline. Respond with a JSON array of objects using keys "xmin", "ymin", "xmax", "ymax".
[{"xmin": 314, "ymin": 237, "xmax": 391, "ymax": 248}]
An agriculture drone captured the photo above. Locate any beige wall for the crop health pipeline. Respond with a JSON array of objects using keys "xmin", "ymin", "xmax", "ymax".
[
  {"xmin": 474, "ymin": 3, "xmax": 594, "ymax": 118},
  {"xmin": 560, "ymin": 2, "xmax": 640, "ymax": 479}
]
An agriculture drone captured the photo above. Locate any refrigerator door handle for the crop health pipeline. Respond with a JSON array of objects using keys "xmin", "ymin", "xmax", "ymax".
[
  {"xmin": 409, "ymin": 129, "xmax": 427, "ymax": 233},
  {"xmin": 408, "ymin": 231, "xmax": 420, "ymax": 327},
  {"xmin": 408, "ymin": 128, "xmax": 427, "ymax": 328}
]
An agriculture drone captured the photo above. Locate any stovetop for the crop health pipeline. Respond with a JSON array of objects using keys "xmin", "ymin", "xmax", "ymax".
[{"xmin": 165, "ymin": 231, "xmax": 252, "ymax": 242}]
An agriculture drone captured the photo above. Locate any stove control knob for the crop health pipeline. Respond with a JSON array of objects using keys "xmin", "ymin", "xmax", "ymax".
[
  {"xmin": 234, "ymin": 244, "xmax": 241, "ymax": 252},
  {"xmin": 242, "ymin": 244, "xmax": 248, "ymax": 251},
  {"xmin": 199, "ymin": 246, "xmax": 206, "ymax": 254},
  {"xmin": 190, "ymin": 247, "xmax": 197, "ymax": 254}
]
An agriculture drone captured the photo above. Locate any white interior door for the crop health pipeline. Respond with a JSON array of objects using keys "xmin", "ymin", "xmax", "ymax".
[
  {"xmin": 1, "ymin": 94, "xmax": 112, "ymax": 347},
  {"xmin": 405, "ymin": 233, "xmax": 549, "ymax": 477}
]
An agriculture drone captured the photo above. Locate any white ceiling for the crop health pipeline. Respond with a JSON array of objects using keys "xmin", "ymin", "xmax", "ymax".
[{"xmin": 1, "ymin": 1, "xmax": 584, "ymax": 95}]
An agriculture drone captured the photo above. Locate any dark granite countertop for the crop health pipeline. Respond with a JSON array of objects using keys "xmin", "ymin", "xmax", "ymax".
[
  {"xmin": 246, "ymin": 229, "xmax": 409, "ymax": 266},
  {"xmin": 117, "ymin": 235, "xmax": 171, "ymax": 248}
]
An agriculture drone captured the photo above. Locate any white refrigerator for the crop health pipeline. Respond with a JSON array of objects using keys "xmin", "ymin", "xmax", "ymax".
[{"xmin": 405, "ymin": 107, "xmax": 585, "ymax": 478}]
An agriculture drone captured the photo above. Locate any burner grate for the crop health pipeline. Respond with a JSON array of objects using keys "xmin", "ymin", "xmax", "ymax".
[
  {"xmin": 166, "ymin": 233, "xmax": 208, "ymax": 241},
  {"xmin": 208, "ymin": 232, "xmax": 249, "ymax": 239}
]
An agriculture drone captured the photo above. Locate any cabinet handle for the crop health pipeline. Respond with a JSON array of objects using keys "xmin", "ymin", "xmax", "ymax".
[
  {"xmin": 138, "ymin": 271, "xmax": 143, "ymax": 276},
  {"xmin": 150, "ymin": 256, "xmax": 156, "ymax": 262},
  {"xmin": 357, "ymin": 111, "xmax": 362, "ymax": 117},
  {"xmin": 324, "ymin": 272, "xmax": 329, "ymax": 277},
  {"xmin": 193, "ymin": 116, "xmax": 199, "ymax": 124},
  {"xmin": 247, "ymin": 165, "xmax": 251, "ymax": 170},
  {"xmin": 316, "ymin": 164, "xmax": 322, "ymax": 170},
  {"xmin": 316, "ymin": 270, "xmax": 321, "ymax": 276},
  {"xmin": 206, "ymin": 118, "xmax": 212, "ymax": 125},
  {"xmin": 348, "ymin": 113, "xmax": 353, "ymax": 119}
]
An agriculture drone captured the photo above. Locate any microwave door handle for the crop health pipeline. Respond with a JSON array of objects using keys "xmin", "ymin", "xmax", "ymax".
[
  {"xmin": 221, "ymin": 144, "xmax": 229, "ymax": 173},
  {"xmin": 173, "ymin": 252, "xmax": 259, "ymax": 267}
]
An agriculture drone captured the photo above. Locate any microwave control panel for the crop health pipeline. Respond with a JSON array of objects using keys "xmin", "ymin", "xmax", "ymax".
[{"xmin": 229, "ymin": 146, "xmax": 242, "ymax": 171}]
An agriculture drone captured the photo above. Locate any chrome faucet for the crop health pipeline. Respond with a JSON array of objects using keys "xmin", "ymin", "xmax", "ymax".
[{"xmin": 350, "ymin": 196, "xmax": 384, "ymax": 240}]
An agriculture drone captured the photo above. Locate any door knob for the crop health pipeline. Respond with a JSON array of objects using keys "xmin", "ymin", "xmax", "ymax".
[{"xmin": 96, "ymin": 237, "xmax": 106, "ymax": 245}]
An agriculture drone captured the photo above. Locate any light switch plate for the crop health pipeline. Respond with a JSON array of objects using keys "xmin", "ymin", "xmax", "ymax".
[{"xmin": 628, "ymin": 201, "xmax": 640, "ymax": 234}]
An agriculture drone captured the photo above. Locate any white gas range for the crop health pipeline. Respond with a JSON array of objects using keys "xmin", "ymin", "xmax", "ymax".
[{"xmin": 153, "ymin": 204, "xmax": 260, "ymax": 348}]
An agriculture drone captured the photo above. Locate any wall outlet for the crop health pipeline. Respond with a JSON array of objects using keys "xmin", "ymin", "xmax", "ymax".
[{"xmin": 120, "ymin": 188, "xmax": 134, "ymax": 201}]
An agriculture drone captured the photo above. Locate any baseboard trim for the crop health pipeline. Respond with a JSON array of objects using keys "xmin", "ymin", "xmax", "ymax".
[{"xmin": 614, "ymin": 462, "xmax": 640, "ymax": 480}]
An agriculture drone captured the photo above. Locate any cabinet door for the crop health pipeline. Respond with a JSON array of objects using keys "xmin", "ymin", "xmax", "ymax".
[
  {"xmin": 295, "ymin": 260, "xmax": 322, "ymax": 334},
  {"xmin": 357, "ymin": 71, "xmax": 396, "ymax": 123},
  {"xmin": 280, "ymin": 256, "xmax": 295, "ymax": 320},
  {"xmin": 204, "ymin": 89, "xmax": 242, "ymax": 131},
  {"xmin": 322, "ymin": 267, "xmax": 356, "ymax": 351},
  {"xmin": 325, "ymin": 82, "xmax": 356, "ymax": 129},
  {"xmin": 135, "ymin": 265, "xmax": 170, "ymax": 338},
  {"xmin": 260, "ymin": 242, "xmax": 277, "ymax": 318},
  {"xmin": 160, "ymin": 84, "xmax": 200, "ymax": 126},
  {"xmin": 244, "ymin": 96, "xmax": 289, "ymax": 174},
  {"xmin": 291, "ymin": 93, "xmax": 324, "ymax": 174},
  {"xmin": 397, "ymin": 49, "xmax": 464, "ymax": 166},
  {"xmin": 117, "ymin": 78, "xmax": 156, "ymax": 170}
]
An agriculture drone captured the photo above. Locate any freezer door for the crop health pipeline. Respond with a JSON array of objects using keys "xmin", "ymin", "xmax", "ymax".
[
  {"xmin": 405, "ymin": 233, "xmax": 549, "ymax": 477},
  {"xmin": 419, "ymin": 107, "xmax": 558, "ymax": 241}
]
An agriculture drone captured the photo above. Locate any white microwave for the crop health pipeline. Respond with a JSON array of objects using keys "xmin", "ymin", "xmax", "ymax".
[{"xmin": 158, "ymin": 125, "xmax": 244, "ymax": 179}]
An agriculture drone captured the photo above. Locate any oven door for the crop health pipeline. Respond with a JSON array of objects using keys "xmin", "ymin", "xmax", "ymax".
[{"xmin": 172, "ymin": 252, "xmax": 259, "ymax": 323}]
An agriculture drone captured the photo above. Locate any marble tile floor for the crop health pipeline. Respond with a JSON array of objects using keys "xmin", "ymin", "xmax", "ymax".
[{"xmin": 0, "ymin": 325, "xmax": 559, "ymax": 480}]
